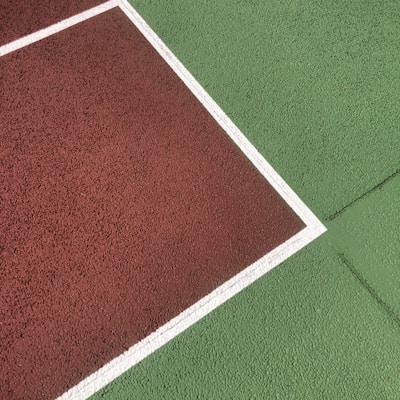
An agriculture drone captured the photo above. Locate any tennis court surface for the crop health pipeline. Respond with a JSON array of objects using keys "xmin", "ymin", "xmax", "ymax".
[
  {"xmin": 2, "ymin": 1, "xmax": 400, "ymax": 399},
  {"xmin": 1, "ymin": 1, "xmax": 325, "ymax": 398}
]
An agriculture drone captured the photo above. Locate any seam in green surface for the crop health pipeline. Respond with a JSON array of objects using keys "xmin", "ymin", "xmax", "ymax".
[
  {"xmin": 327, "ymin": 168, "xmax": 400, "ymax": 221},
  {"xmin": 338, "ymin": 253, "xmax": 400, "ymax": 329}
]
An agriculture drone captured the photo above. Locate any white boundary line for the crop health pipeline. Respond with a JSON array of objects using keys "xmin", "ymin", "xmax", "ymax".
[
  {"xmin": 1, "ymin": 1, "xmax": 326, "ymax": 399},
  {"xmin": 0, "ymin": 0, "xmax": 118, "ymax": 57},
  {"xmin": 118, "ymin": 0, "xmax": 324, "ymax": 232},
  {"xmin": 58, "ymin": 227, "xmax": 319, "ymax": 400}
]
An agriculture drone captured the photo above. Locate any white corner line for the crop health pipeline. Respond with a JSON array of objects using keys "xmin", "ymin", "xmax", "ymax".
[
  {"xmin": 2, "ymin": 1, "xmax": 326, "ymax": 398},
  {"xmin": 118, "ymin": 0, "xmax": 326, "ymax": 236},
  {"xmin": 57, "ymin": 225, "xmax": 320, "ymax": 400},
  {"xmin": 0, "ymin": 0, "xmax": 118, "ymax": 57},
  {"xmin": 57, "ymin": 2, "xmax": 326, "ymax": 399}
]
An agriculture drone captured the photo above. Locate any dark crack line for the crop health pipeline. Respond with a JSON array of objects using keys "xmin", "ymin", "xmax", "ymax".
[
  {"xmin": 326, "ymin": 168, "xmax": 400, "ymax": 221},
  {"xmin": 338, "ymin": 253, "xmax": 400, "ymax": 328}
]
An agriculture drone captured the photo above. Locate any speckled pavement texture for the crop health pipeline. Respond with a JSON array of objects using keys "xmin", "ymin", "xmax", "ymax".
[
  {"xmin": 1, "ymin": 0, "xmax": 400, "ymax": 399},
  {"xmin": 93, "ymin": 1, "xmax": 400, "ymax": 399},
  {"xmin": 1, "ymin": 4, "xmax": 304, "ymax": 399}
]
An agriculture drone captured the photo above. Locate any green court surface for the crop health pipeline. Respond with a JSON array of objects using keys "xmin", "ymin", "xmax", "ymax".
[
  {"xmin": 94, "ymin": 239, "xmax": 400, "ymax": 399},
  {"xmin": 91, "ymin": 0, "xmax": 400, "ymax": 398},
  {"xmin": 330, "ymin": 175, "xmax": 400, "ymax": 318}
]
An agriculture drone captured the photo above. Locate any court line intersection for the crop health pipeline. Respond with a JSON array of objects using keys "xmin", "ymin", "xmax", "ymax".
[{"xmin": 0, "ymin": 1, "xmax": 326, "ymax": 399}]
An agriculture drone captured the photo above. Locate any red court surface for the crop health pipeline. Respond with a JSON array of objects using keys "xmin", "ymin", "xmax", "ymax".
[
  {"xmin": 1, "ymin": 7, "xmax": 305, "ymax": 400},
  {"xmin": 0, "ymin": 0, "xmax": 106, "ymax": 45}
]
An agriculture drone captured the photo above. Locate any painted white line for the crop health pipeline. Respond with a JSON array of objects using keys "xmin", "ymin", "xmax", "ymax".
[
  {"xmin": 0, "ymin": 0, "xmax": 118, "ymax": 57},
  {"xmin": 57, "ymin": 226, "xmax": 319, "ymax": 400},
  {"xmin": 118, "ymin": 0, "xmax": 325, "ymax": 236},
  {"xmin": 57, "ymin": 1, "xmax": 326, "ymax": 399},
  {"xmin": 2, "ymin": 1, "xmax": 326, "ymax": 398}
]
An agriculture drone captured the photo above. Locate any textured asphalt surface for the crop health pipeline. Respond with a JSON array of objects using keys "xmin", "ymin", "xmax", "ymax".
[
  {"xmin": 93, "ymin": 1, "xmax": 400, "ymax": 399},
  {"xmin": 1, "ymin": 0, "xmax": 400, "ymax": 398}
]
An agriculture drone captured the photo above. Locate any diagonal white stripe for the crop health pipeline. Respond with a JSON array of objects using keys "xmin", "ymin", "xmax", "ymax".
[
  {"xmin": 57, "ymin": 226, "xmax": 321, "ymax": 400},
  {"xmin": 1, "ymin": 1, "xmax": 326, "ymax": 398},
  {"xmin": 58, "ymin": 1, "xmax": 326, "ymax": 399},
  {"xmin": 118, "ymin": 0, "xmax": 325, "ymax": 233},
  {"xmin": 0, "ymin": 0, "xmax": 118, "ymax": 57}
]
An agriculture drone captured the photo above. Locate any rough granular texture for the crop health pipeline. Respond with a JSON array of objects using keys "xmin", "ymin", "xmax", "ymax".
[
  {"xmin": 0, "ymin": 8, "xmax": 305, "ymax": 400},
  {"xmin": 0, "ymin": 0, "xmax": 106, "ymax": 45}
]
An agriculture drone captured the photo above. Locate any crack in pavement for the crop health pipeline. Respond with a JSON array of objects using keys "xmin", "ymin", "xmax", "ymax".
[
  {"xmin": 327, "ymin": 168, "xmax": 400, "ymax": 221},
  {"xmin": 338, "ymin": 252, "xmax": 400, "ymax": 329}
]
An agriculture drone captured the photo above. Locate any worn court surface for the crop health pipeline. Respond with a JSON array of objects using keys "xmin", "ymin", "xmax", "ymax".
[{"xmin": 1, "ymin": 0, "xmax": 400, "ymax": 399}]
